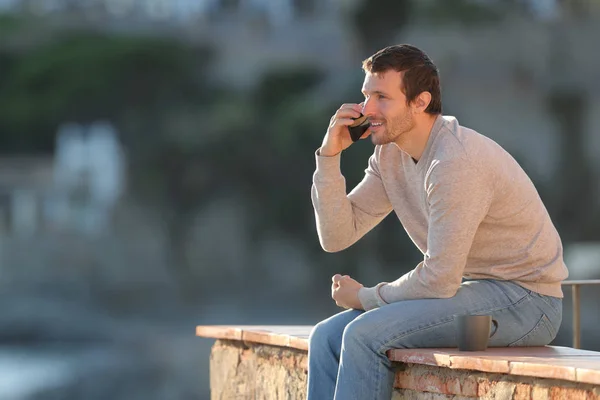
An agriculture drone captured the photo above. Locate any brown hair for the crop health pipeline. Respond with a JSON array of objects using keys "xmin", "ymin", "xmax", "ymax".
[{"xmin": 362, "ymin": 44, "xmax": 442, "ymax": 114}]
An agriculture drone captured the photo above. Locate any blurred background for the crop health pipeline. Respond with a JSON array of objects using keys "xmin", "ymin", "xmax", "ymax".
[{"xmin": 0, "ymin": 0, "xmax": 599, "ymax": 398}]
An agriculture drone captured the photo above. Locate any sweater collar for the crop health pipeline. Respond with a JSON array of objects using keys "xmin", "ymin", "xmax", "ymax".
[{"xmin": 415, "ymin": 114, "xmax": 447, "ymax": 170}]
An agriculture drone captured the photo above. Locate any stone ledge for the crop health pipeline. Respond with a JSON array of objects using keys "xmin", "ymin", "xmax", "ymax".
[
  {"xmin": 196, "ymin": 325, "xmax": 311, "ymax": 351},
  {"xmin": 196, "ymin": 325, "xmax": 600, "ymax": 386},
  {"xmin": 388, "ymin": 346, "xmax": 600, "ymax": 386},
  {"xmin": 201, "ymin": 337, "xmax": 600, "ymax": 399}
]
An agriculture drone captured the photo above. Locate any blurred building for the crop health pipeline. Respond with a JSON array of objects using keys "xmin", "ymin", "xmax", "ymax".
[
  {"xmin": 0, "ymin": 0, "xmax": 337, "ymax": 23},
  {"xmin": 0, "ymin": 156, "xmax": 53, "ymax": 237},
  {"xmin": 0, "ymin": 0, "xmax": 352, "ymax": 88},
  {"xmin": 0, "ymin": 121, "xmax": 125, "ymax": 237}
]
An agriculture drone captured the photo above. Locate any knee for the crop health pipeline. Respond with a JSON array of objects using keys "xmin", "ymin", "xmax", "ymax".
[
  {"xmin": 309, "ymin": 318, "xmax": 340, "ymax": 351},
  {"xmin": 341, "ymin": 317, "xmax": 372, "ymax": 348}
]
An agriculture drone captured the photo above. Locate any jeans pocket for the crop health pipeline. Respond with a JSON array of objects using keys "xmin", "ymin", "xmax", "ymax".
[
  {"xmin": 532, "ymin": 292, "xmax": 563, "ymax": 316},
  {"xmin": 508, "ymin": 314, "xmax": 556, "ymax": 347}
]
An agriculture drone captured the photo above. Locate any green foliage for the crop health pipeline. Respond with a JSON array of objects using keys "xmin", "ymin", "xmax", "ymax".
[
  {"xmin": 0, "ymin": 28, "xmax": 211, "ymax": 153},
  {"xmin": 413, "ymin": 0, "xmax": 506, "ymax": 26},
  {"xmin": 253, "ymin": 66, "xmax": 325, "ymax": 111},
  {"xmin": 0, "ymin": 13, "xmax": 23, "ymax": 34},
  {"xmin": 203, "ymin": 67, "xmax": 330, "ymax": 235},
  {"xmin": 349, "ymin": 0, "xmax": 413, "ymax": 52}
]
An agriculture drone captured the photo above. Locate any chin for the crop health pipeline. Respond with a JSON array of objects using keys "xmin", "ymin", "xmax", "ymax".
[
  {"xmin": 370, "ymin": 132, "xmax": 393, "ymax": 146},
  {"xmin": 370, "ymin": 136, "xmax": 383, "ymax": 146}
]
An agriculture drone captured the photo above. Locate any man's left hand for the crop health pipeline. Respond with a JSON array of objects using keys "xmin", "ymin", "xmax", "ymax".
[{"xmin": 331, "ymin": 274, "xmax": 364, "ymax": 310}]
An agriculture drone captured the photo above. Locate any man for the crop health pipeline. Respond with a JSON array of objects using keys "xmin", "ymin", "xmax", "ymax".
[{"xmin": 308, "ymin": 44, "xmax": 568, "ymax": 400}]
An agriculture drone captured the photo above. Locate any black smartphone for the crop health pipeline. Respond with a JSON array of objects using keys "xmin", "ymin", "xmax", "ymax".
[{"xmin": 348, "ymin": 114, "xmax": 370, "ymax": 142}]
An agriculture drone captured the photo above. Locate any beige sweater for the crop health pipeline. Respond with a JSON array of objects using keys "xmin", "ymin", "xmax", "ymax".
[{"xmin": 311, "ymin": 115, "xmax": 568, "ymax": 311}]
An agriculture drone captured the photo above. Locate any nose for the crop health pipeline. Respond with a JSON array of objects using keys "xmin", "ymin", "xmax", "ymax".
[{"xmin": 362, "ymin": 98, "xmax": 375, "ymax": 117}]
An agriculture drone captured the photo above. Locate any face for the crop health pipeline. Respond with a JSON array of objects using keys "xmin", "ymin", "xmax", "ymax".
[{"xmin": 361, "ymin": 70, "xmax": 416, "ymax": 146}]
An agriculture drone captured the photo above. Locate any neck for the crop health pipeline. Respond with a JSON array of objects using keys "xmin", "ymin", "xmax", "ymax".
[{"xmin": 393, "ymin": 114, "xmax": 438, "ymax": 161}]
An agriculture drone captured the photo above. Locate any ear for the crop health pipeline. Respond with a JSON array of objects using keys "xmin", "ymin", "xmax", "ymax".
[{"xmin": 413, "ymin": 91, "xmax": 432, "ymax": 113}]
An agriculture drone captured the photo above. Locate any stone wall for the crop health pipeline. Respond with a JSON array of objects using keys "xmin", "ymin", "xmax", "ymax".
[
  {"xmin": 393, "ymin": 364, "xmax": 600, "ymax": 400},
  {"xmin": 210, "ymin": 340, "xmax": 307, "ymax": 400},
  {"xmin": 208, "ymin": 339, "xmax": 600, "ymax": 400}
]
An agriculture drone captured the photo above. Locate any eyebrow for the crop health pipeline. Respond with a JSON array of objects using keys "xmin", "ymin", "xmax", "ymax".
[{"xmin": 361, "ymin": 89, "xmax": 389, "ymax": 97}]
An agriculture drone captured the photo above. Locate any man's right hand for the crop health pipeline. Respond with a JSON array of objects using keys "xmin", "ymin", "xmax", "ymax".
[{"xmin": 320, "ymin": 103, "xmax": 370, "ymax": 157}]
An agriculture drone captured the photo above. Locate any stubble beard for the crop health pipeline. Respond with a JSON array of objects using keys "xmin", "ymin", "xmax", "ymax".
[{"xmin": 370, "ymin": 112, "xmax": 415, "ymax": 146}]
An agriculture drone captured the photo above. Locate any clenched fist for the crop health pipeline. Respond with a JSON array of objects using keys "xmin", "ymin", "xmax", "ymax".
[{"xmin": 331, "ymin": 274, "xmax": 364, "ymax": 310}]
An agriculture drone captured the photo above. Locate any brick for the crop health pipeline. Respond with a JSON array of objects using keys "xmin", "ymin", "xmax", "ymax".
[
  {"xmin": 492, "ymin": 381, "xmax": 517, "ymax": 399},
  {"xmin": 395, "ymin": 366, "xmax": 480, "ymax": 397},
  {"xmin": 413, "ymin": 373, "xmax": 447, "ymax": 394},
  {"xmin": 395, "ymin": 370, "xmax": 416, "ymax": 390},
  {"xmin": 477, "ymin": 379, "xmax": 495, "ymax": 397},
  {"xmin": 460, "ymin": 375, "xmax": 478, "ymax": 397},
  {"xmin": 549, "ymin": 387, "xmax": 592, "ymax": 400},
  {"xmin": 445, "ymin": 376, "xmax": 462, "ymax": 395},
  {"xmin": 514, "ymin": 383, "xmax": 531, "ymax": 400},
  {"xmin": 531, "ymin": 386, "xmax": 549, "ymax": 400},
  {"xmin": 392, "ymin": 389, "xmax": 456, "ymax": 399},
  {"xmin": 475, "ymin": 379, "xmax": 517, "ymax": 398}
]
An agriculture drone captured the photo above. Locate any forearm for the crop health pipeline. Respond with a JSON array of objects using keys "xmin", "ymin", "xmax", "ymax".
[
  {"xmin": 380, "ymin": 262, "xmax": 463, "ymax": 301},
  {"xmin": 312, "ymin": 149, "xmax": 392, "ymax": 252},
  {"xmin": 358, "ymin": 262, "xmax": 463, "ymax": 311},
  {"xmin": 311, "ymin": 151, "xmax": 362, "ymax": 252}
]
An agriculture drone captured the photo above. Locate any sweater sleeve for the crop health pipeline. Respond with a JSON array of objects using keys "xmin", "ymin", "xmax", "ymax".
[
  {"xmin": 361, "ymin": 160, "xmax": 494, "ymax": 309},
  {"xmin": 311, "ymin": 148, "xmax": 393, "ymax": 253}
]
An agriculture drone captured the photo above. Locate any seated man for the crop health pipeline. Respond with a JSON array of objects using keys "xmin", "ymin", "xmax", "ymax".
[{"xmin": 308, "ymin": 44, "xmax": 568, "ymax": 400}]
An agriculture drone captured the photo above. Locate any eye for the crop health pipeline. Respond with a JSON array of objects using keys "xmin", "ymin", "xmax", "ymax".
[{"xmin": 377, "ymin": 94, "xmax": 386, "ymax": 99}]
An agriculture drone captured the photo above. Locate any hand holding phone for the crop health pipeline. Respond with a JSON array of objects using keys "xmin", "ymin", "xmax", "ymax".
[
  {"xmin": 320, "ymin": 104, "xmax": 367, "ymax": 156},
  {"xmin": 348, "ymin": 114, "xmax": 370, "ymax": 142}
]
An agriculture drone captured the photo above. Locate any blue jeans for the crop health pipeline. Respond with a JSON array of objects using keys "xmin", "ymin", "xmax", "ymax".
[{"xmin": 307, "ymin": 279, "xmax": 562, "ymax": 400}]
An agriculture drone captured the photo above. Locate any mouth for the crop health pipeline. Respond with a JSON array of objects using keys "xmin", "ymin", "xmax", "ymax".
[{"xmin": 369, "ymin": 121, "xmax": 384, "ymax": 132}]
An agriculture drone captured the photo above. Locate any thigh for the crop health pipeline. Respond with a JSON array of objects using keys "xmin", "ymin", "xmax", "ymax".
[{"xmin": 343, "ymin": 279, "xmax": 551, "ymax": 351}]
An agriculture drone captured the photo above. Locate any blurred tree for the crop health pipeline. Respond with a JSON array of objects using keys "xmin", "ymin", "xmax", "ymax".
[
  {"xmin": 0, "ymin": 28, "xmax": 210, "ymax": 153},
  {"xmin": 292, "ymin": 0, "xmax": 316, "ymax": 17},
  {"xmin": 348, "ymin": 0, "xmax": 413, "ymax": 53},
  {"xmin": 413, "ymin": 0, "xmax": 506, "ymax": 26},
  {"xmin": 211, "ymin": 66, "xmax": 327, "ymax": 238},
  {"xmin": 0, "ymin": 14, "xmax": 421, "ymax": 298},
  {"xmin": 545, "ymin": 88, "xmax": 596, "ymax": 241},
  {"xmin": 348, "ymin": 0, "xmax": 507, "ymax": 54},
  {"xmin": 543, "ymin": 13, "xmax": 598, "ymax": 242},
  {"xmin": 0, "ymin": 13, "xmax": 21, "ymax": 36},
  {"xmin": 0, "ymin": 18, "xmax": 217, "ymax": 295}
]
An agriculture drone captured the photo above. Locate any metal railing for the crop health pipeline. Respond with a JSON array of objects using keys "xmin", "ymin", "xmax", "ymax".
[{"xmin": 561, "ymin": 280, "xmax": 600, "ymax": 349}]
